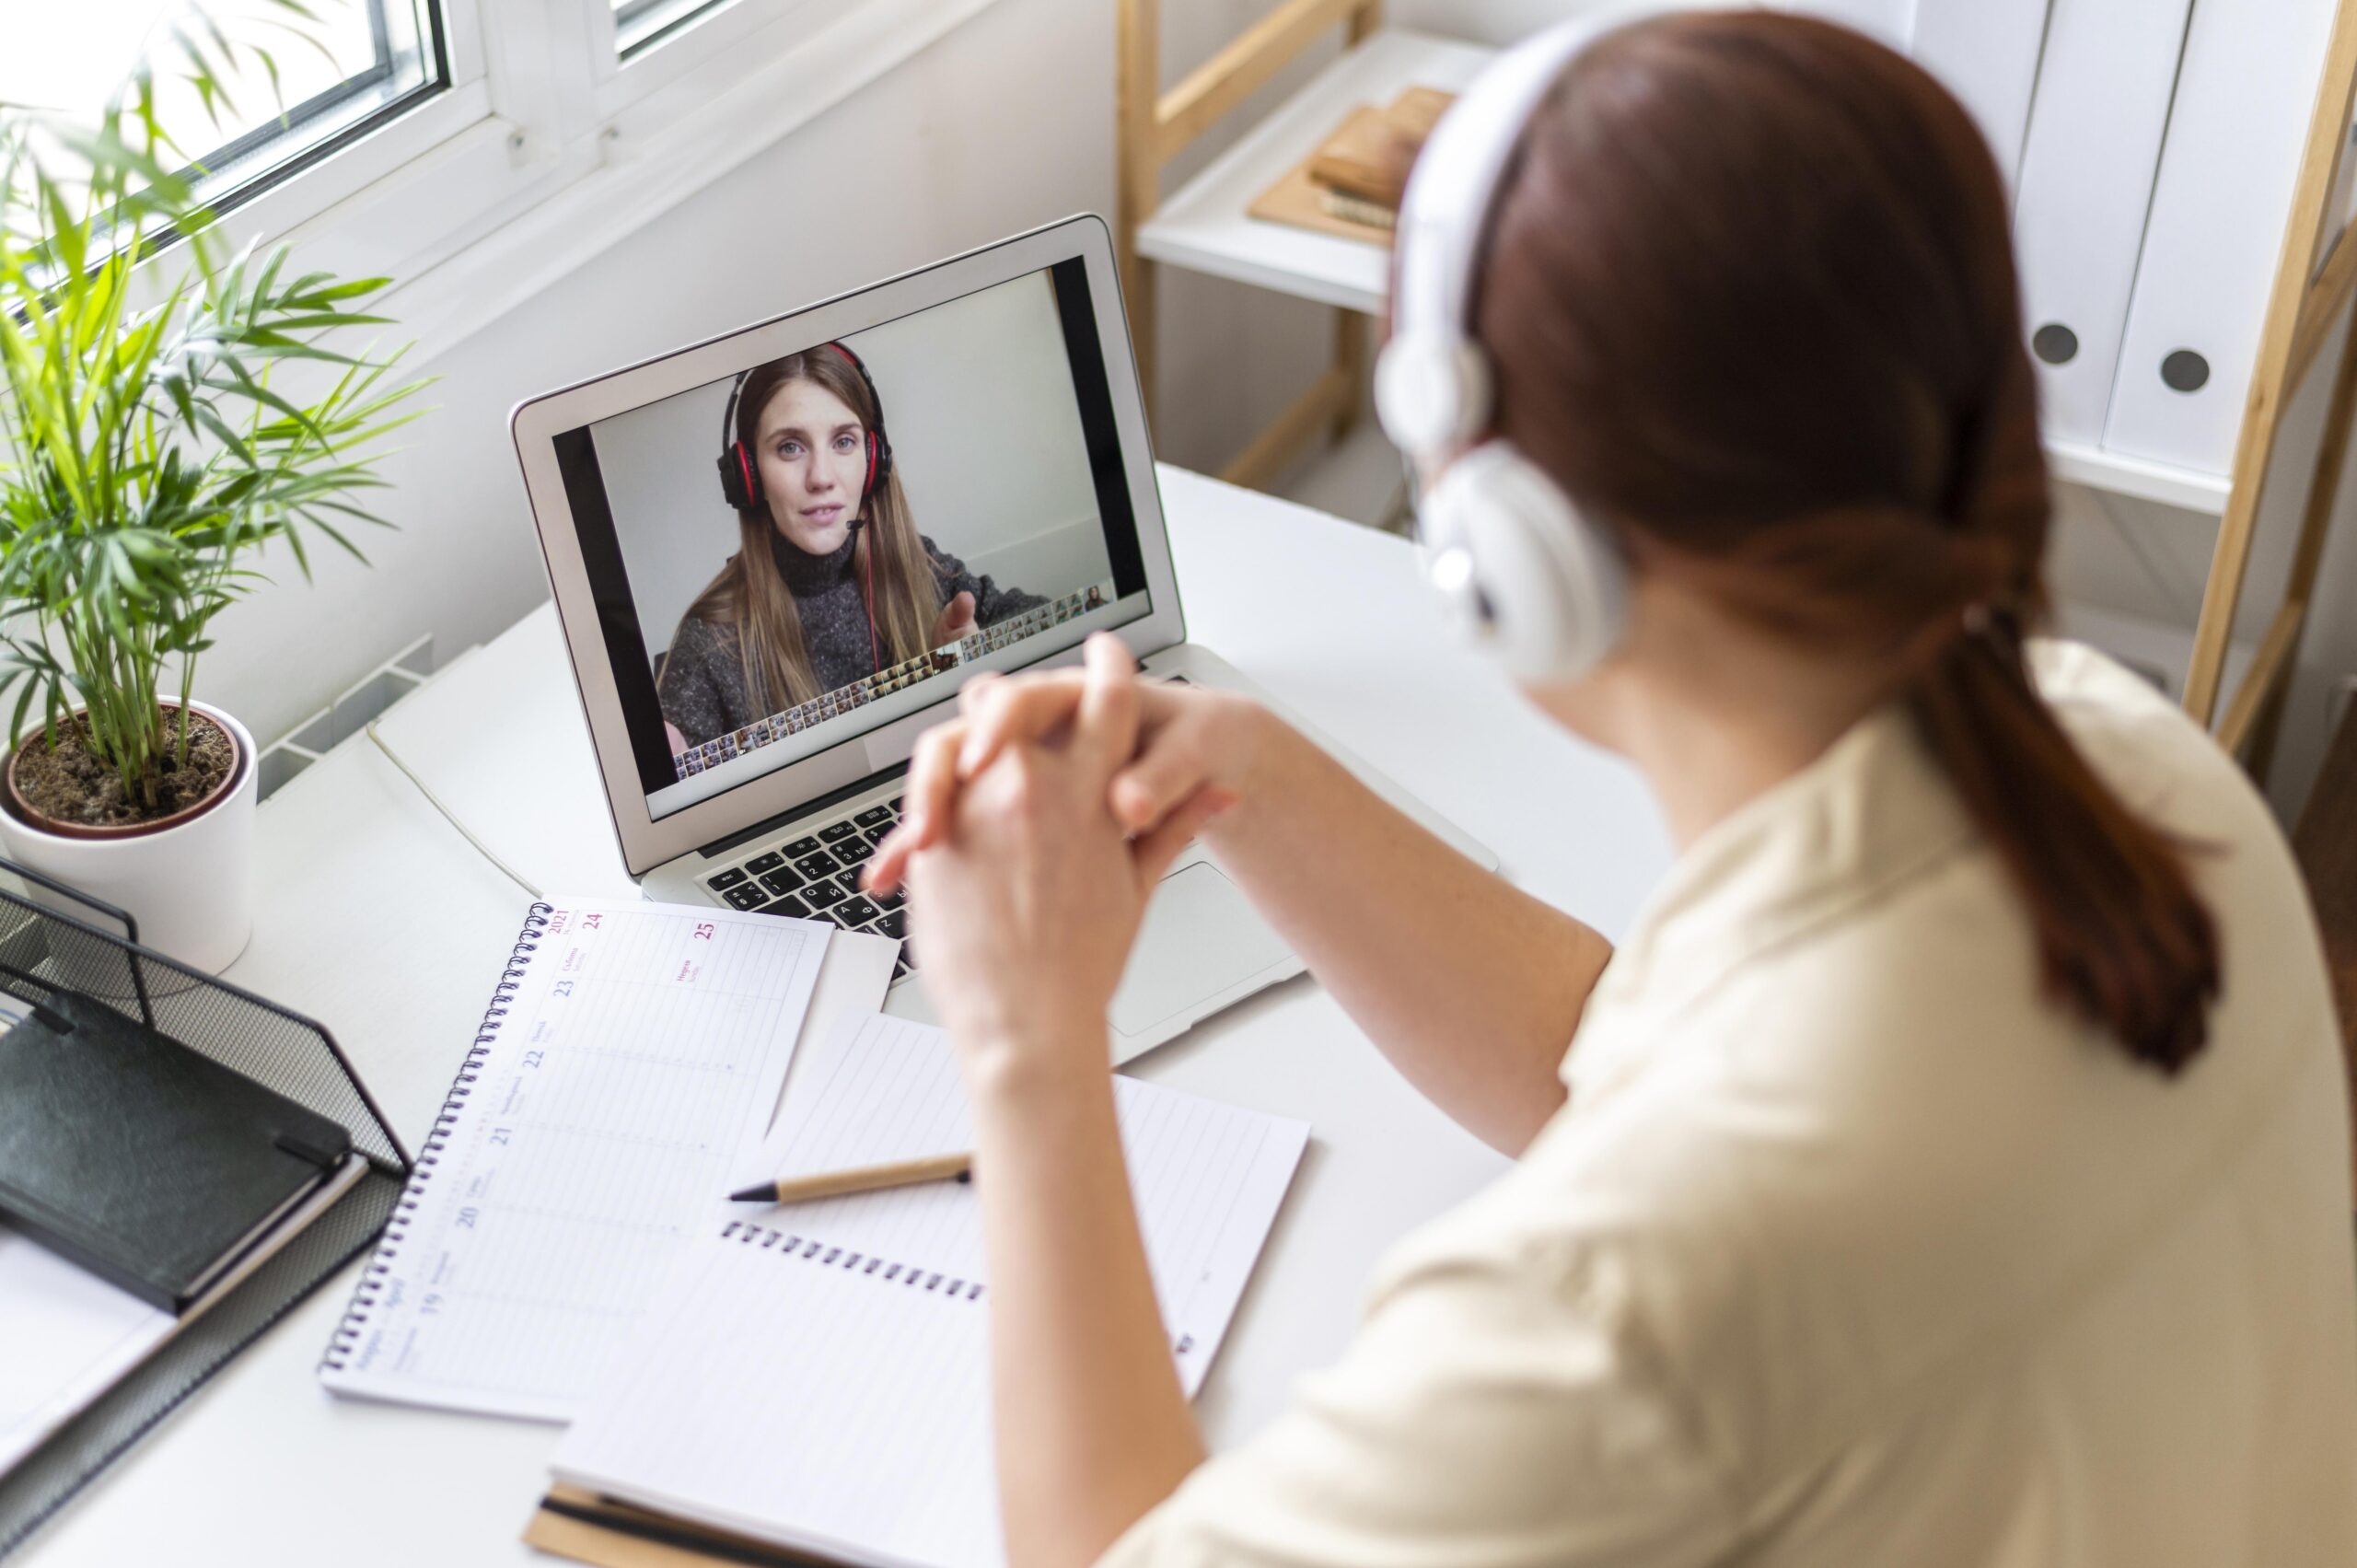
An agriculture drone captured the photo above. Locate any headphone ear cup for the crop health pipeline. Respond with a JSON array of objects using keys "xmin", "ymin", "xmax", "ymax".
[
  {"xmin": 1420, "ymin": 443, "xmax": 1628, "ymax": 684},
  {"xmin": 717, "ymin": 442, "xmax": 761, "ymax": 511},
  {"xmin": 865, "ymin": 432, "xmax": 880, "ymax": 502}
]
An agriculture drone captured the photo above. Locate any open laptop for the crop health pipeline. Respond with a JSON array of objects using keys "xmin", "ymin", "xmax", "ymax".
[{"xmin": 511, "ymin": 215, "xmax": 1491, "ymax": 1064}]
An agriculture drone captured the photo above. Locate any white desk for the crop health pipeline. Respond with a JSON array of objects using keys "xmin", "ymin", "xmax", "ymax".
[{"xmin": 17, "ymin": 466, "xmax": 1672, "ymax": 1566}]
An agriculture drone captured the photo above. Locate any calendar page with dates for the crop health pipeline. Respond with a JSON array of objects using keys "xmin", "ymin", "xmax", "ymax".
[{"xmin": 318, "ymin": 897, "xmax": 828, "ymax": 1421}]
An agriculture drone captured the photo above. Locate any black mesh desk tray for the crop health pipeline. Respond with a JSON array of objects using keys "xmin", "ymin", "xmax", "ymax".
[{"xmin": 0, "ymin": 863, "xmax": 408, "ymax": 1559}]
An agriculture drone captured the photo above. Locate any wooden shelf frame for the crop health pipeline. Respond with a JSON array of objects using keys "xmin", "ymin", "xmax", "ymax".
[
  {"xmin": 2185, "ymin": 0, "xmax": 2357, "ymax": 763},
  {"xmin": 1117, "ymin": 0, "xmax": 1383, "ymax": 487}
]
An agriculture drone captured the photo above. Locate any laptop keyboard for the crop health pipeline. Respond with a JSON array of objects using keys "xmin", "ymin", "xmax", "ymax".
[{"xmin": 703, "ymin": 797, "xmax": 916, "ymax": 979}]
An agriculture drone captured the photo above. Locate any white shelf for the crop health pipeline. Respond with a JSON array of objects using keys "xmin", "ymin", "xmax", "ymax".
[
  {"xmin": 1133, "ymin": 27, "xmax": 2237, "ymax": 520},
  {"xmin": 1137, "ymin": 29, "xmax": 1496, "ymax": 316},
  {"xmin": 2043, "ymin": 437, "xmax": 2232, "ymax": 515}
]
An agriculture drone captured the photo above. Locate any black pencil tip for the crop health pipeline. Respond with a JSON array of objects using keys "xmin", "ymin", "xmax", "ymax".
[{"xmin": 727, "ymin": 1184, "xmax": 771, "ymax": 1202}]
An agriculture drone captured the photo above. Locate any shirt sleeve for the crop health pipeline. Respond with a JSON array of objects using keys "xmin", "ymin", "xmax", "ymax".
[
  {"xmin": 1096, "ymin": 1237, "xmax": 1743, "ymax": 1568},
  {"xmin": 657, "ymin": 618, "xmax": 733, "ymax": 748},
  {"xmin": 923, "ymin": 535, "xmax": 1047, "ymax": 626}
]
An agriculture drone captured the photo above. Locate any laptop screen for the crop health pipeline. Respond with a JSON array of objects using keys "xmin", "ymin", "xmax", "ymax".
[{"xmin": 544, "ymin": 258, "xmax": 1154, "ymax": 822}]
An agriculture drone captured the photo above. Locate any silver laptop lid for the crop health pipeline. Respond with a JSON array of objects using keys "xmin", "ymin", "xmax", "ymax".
[{"xmin": 511, "ymin": 216, "xmax": 1183, "ymax": 877}]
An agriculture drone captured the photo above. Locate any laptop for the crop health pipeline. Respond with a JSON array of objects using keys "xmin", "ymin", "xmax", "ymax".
[{"xmin": 511, "ymin": 215, "xmax": 1491, "ymax": 1065}]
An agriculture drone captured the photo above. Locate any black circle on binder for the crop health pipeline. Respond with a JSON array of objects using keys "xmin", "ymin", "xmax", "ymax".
[
  {"xmin": 2032, "ymin": 323, "xmax": 2078, "ymax": 365},
  {"xmin": 2162, "ymin": 350, "xmax": 2211, "ymax": 393}
]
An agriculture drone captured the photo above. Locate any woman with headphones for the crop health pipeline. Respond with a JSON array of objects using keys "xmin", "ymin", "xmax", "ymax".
[
  {"xmin": 656, "ymin": 343, "xmax": 1045, "ymax": 748},
  {"xmin": 872, "ymin": 12, "xmax": 2357, "ymax": 1567}
]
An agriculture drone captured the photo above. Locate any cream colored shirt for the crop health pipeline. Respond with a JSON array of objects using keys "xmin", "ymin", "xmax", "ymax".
[{"xmin": 1101, "ymin": 642, "xmax": 2357, "ymax": 1567}]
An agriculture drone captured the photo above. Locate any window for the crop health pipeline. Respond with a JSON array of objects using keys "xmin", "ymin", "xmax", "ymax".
[
  {"xmin": 5, "ymin": 0, "xmax": 1006, "ymax": 365},
  {"xmin": 612, "ymin": 0, "xmax": 732, "ymax": 60},
  {"xmin": 0, "ymin": 0, "xmax": 445, "ymax": 216}
]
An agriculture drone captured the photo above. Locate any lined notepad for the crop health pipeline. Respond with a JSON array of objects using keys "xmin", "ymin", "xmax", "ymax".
[
  {"xmin": 319, "ymin": 899, "xmax": 830, "ymax": 1420},
  {"xmin": 552, "ymin": 1013, "xmax": 1308, "ymax": 1568}
]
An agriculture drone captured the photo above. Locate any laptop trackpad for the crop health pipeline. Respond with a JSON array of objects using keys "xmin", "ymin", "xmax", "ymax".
[{"xmin": 1109, "ymin": 864, "xmax": 1292, "ymax": 1039}]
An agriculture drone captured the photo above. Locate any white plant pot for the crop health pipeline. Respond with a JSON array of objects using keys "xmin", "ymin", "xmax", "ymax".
[{"xmin": 0, "ymin": 699, "xmax": 257, "ymax": 974}]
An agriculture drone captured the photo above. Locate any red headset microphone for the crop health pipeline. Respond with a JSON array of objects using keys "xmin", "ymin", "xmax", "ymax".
[{"xmin": 715, "ymin": 343, "xmax": 897, "ymax": 674}]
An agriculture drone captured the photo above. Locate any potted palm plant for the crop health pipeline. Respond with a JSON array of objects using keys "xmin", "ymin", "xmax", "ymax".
[{"xmin": 0, "ymin": 9, "xmax": 420, "ymax": 971}]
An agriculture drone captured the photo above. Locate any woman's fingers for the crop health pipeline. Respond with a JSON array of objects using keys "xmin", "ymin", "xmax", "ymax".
[
  {"xmin": 1073, "ymin": 634, "xmax": 1141, "ymax": 778},
  {"xmin": 956, "ymin": 670, "xmax": 1088, "ymax": 778},
  {"xmin": 930, "ymin": 592, "xmax": 979, "ymax": 647},
  {"xmin": 866, "ymin": 722, "xmax": 966, "ymax": 892},
  {"xmin": 1130, "ymin": 785, "xmax": 1238, "ymax": 889},
  {"xmin": 1108, "ymin": 738, "xmax": 1214, "ymax": 834},
  {"xmin": 955, "ymin": 669, "xmax": 1001, "ymax": 718}
]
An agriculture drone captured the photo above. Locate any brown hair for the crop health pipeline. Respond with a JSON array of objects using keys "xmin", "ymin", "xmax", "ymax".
[
  {"xmin": 1478, "ymin": 12, "xmax": 2218, "ymax": 1071},
  {"xmin": 679, "ymin": 348, "xmax": 941, "ymax": 710}
]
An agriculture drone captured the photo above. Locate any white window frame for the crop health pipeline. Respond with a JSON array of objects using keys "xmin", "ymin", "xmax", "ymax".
[{"xmin": 194, "ymin": 0, "xmax": 1009, "ymax": 366}]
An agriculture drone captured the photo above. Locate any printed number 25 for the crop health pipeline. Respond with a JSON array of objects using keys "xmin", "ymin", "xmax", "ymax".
[{"xmin": 692, "ymin": 923, "xmax": 714, "ymax": 941}]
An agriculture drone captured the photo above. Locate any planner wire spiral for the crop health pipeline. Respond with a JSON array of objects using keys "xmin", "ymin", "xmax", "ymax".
[
  {"xmin": 722, "ymin": 1219, "xmax": 987, "ymax": 1302},
  {"xmin": 320, "ymin": 902, "xmax": 552, "ymax": 1376}
]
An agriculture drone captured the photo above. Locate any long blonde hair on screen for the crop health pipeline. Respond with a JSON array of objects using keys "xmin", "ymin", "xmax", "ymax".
[{"xmin": 679, "ymin": 348, "xmax": 941, "ymax": 713}]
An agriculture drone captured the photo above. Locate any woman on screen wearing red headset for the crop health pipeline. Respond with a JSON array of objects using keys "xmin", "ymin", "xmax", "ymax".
[
  {"xmin": 864, "ymin": 10, "xmax": 2357, "ymax": 1568},
  {"xmin": 656, "ymin": 343, "xmax": 1044, "ymax": 748}
]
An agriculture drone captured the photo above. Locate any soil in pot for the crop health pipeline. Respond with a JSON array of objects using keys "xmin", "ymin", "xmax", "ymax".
[{"xmin": 8, "ymin": 708, "xmax": 237, "ymax": 830}]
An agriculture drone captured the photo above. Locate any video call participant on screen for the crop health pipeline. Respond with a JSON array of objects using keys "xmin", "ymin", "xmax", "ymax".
[{"xmin": 656, "ymin": 343, "xmax": 1045, "ymax": 748}]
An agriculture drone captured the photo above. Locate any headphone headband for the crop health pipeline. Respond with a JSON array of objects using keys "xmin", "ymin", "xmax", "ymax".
[
  {"xmin": 716, "ymin": 341, "xmax": 894, "ymax": 514},
  {"xmin": 1380, "ymin": 5, "xmax": 1669, "ymax": 465}
]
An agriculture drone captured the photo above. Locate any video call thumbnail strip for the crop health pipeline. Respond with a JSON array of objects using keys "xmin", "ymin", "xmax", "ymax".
[{"xmin": 673, "ymin": 582, "xmax": 1115, "ymax": 781}]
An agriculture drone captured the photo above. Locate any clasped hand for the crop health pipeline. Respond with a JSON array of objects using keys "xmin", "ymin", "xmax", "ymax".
[{"xmin": 866, "ymin": 634, "xmax": 1253, "ymax": 1077}]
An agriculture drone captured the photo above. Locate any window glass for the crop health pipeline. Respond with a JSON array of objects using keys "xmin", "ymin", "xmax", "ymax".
[
  {"xmin": 612, "ymin": 0, "xmax": 733, "ymax": 60},
  {"xmin": 0, "ymin": 0, "xmax": 443, "ymax": 214}
]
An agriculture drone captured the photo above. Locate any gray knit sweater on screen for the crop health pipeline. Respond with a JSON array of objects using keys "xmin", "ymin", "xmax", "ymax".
[{"xmin": 656, "ymin": 530, "xmax": 1044, "ymax": 746}]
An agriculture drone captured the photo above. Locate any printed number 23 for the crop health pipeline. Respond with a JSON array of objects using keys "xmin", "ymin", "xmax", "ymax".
[{"xmin": 552, "ymin": 980, "xmax": 574, "ymax": 998}]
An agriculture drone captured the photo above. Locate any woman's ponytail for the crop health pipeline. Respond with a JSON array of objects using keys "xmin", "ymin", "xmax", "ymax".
[{"xmin": 1907, "ymin": 616, "xmax": 2219, "ymax": 1072}]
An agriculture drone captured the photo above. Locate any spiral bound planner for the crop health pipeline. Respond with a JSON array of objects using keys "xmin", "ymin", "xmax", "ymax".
[
  {"xmin": 542, "ymin": 1012, "xmax": 1308, "ymax": 1568},
  {"xmin": 319, "ymin": 897, "xmax": 830, "ymax": 1421}
]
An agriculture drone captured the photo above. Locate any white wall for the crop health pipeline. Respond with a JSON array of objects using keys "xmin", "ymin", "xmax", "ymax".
[{"xmin": 589, "ymin": 269, "xmax": 1108, "ymax": 656}]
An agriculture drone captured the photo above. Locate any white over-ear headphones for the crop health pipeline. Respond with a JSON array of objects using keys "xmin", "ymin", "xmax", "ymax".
[{"xmin": 1376, "ymin": 6, "xmax": 1666, "ymax": 684}]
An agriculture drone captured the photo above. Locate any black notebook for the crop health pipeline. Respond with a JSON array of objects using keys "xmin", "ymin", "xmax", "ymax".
[{"xmin": 0, "ymin": 993, "xmax": 352, "ymax": 1313}]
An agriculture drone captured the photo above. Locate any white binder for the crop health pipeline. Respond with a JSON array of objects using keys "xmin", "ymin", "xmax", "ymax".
[
  {"xmin": 2105, "ymin": 0, "xmax": 2341, "ymax": 474},
  {"xmin": 1909, "ymin": 0, "xmax": 2053, "ymax": 189},
  {"xmin": 2011, "ymin": 0, "xmax": 2192, "ymax": 448}
]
